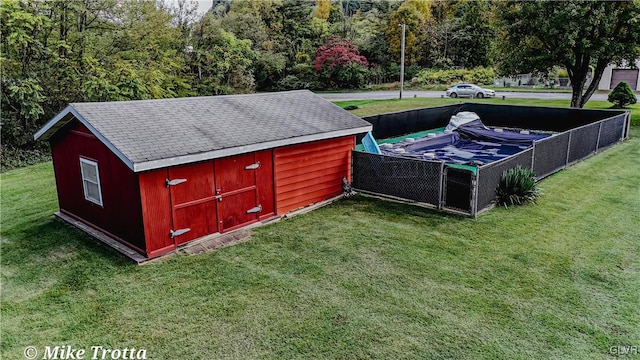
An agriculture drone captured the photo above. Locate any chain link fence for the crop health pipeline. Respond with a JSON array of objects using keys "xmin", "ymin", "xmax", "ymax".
[
  {"xmin": 532, "ymin": 132, "xmax": 571, "ymax": 178},
  {"xmin": 352, "ymin": 106, "xmax": 630, "ymax": 217},
  {"xmin": 352, "ymin": 151, "xmax": 443, "ymax": 207},
  {"xmin": 598, "ymin": 114, "xmax": 627, "ymax": 150},
  {"xmin": 476, "ymin": 149, "xmax": 534, "ymax": 213}
]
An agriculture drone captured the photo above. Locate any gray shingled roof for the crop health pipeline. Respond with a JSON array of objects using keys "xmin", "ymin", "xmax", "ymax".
[{"xmin": 35, "ymin": 90, "xmax": 372, "ymax": 172}]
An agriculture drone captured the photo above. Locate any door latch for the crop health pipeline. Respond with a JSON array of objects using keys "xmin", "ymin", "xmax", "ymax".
[
  {"xmin": 215, "ymin": 195, "xmax": 223, "ymax": 202},
  {"xmin": 244, "ymin": 161, "xmax": 261, "ymax": 170},
  {"xmin": 246, "ymin": 204, "xmax": 262, "ymax": 214},
  {"xmin": 170, "ymin": 228, "xmax": 191, "ymax": 238},
  {"xmin": 166, "ymin": 178, "xmax": 187, "ymax": 187}
]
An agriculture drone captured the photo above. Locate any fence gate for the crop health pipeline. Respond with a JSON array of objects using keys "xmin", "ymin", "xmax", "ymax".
[{"xmin": 442, "ymin": 167, "xmax": 474, "ymax": 214}]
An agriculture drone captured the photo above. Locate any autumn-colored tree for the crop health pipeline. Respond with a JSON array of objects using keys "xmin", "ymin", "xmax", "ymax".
[
  {"xmin": 314, "ymin": 0, "xmax": 331, "ymax": 20},
  {"xmin": 386, "ymin": 0, "xmax": 431, "ymax": 66},
  {"xmin": 314, "ymin": 36, "xmax": 369, "ymax": 89}
]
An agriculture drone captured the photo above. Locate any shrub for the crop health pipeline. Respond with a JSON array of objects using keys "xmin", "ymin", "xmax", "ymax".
[
  {"xmin": 608, "ymin": 81, "xmax": 637, "ymax": 108},
  {"xmin": 274, "ymin": 75, "xmax": 321, "ymax": 91},
  {"xmin": 314, "ymin": 36, "xmax": 370, "ymax": 89},
  {"xmin": 556, "ymin": 68, "xmax": 569, "ymax": 78},
  {"xmin": 410, "ymin": 67, "xmax": 496, "ymax": 87},
  {"xmin": 495, "ymin": 166, "xmax": 540, "ymax": 207},
  {"xmin": 465, "ymin": 67, "xmax": 496, "ymax": 85},
  {"xmin": 1, "ymin": 144, "xmax": 51, "ymax": 172}
]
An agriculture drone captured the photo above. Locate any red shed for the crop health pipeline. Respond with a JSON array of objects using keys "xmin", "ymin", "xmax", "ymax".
[{"xmin": 35, "ymin": 90, "xmax": 371, "ymax": 262}]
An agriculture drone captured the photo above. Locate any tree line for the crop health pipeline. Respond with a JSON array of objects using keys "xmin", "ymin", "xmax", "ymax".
[{"xmin": 2, "ymin": 0, "xmax": 639, "ymax": 170}]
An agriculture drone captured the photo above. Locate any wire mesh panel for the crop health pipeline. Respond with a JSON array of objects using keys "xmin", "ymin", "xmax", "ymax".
[
  {"xmin": 597, "ymin": 114, "xmax": 626, "ymax": 151},
  {"xmin": 476, "ymin": 149, "xmax": 534, "ymax": 212},
  {"xmin": 352, "ymin": 151, "xmax": 443, "ymax": 206},
  {"xmin": 532, "ymin": 132, "xmax": 571, "ymax": 179},
  {"xmin": 568, "ymin": 122, "xmax": 600, "ymax": 164},
  {"xmin": 361, "ymin": 105, "xmax": 457, "ymax": 140}
]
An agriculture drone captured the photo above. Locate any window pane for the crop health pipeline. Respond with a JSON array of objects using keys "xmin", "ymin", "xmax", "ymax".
[
  {"xmin": 81, "ymin": 162, "xmax": 97, "ymax": 182},
  {"xmin": 85, "ymin": 182, "xmax": 100, "ymax": 202}
]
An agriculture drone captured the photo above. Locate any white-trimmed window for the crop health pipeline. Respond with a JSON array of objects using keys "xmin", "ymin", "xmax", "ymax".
[{"xmin": 80, "ymin": 158, "xmax": 103, "ymax": 206}]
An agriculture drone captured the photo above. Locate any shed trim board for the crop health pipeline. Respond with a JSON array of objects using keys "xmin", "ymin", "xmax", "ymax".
[
  {"xmin": 36, "ymin": 105, "xmax": 136, "ymax": 171},
  {"xmin": 131, "ymin": 126, "xmax": 370, "ymax": 172}
]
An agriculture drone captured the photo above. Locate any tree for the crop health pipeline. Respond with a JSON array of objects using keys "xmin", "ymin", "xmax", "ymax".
[
  {"xmin": 1, "ymin": 0, "xmax": 49, "ymax": 146},
  {"xmin": 430, "ymin": 0, "xmax": 494, "ymax": 69},
  {"xmin": 496, "ymin": 0, "xmax": 640, "ymax": 108},
  {"xmin": 219, "ymin": 9, "xmax": 287, "ymax": 90},
  {"xmin": 190, "ymin": 14, "xmax": 256, "ymax": 94},
  {"xmin": 314, "ymin": 0, "xmax": 331, "ymax": 20},
  {"xmin": 82, "ymin": 1, "xmax": 191, "ymax": 101},
  {"xmin": 314, "ymin": 36, "xmax": 369, "ymax": 88},
  {"xmin": 386, "ymin": 0, "xmax": 431, "ymax": 66},
  {"xmin": 608, "ymin": 81, "xmax": 637, "ymax": 108},
  {"xmin": 278, "ymin": 0, "xmax": 316, "ymax": 64}
]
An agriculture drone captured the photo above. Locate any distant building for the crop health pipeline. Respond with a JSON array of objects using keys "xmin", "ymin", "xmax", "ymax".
[{"xmin": 598, "ymin": 60, "xmax": 640, "ymax": 91}]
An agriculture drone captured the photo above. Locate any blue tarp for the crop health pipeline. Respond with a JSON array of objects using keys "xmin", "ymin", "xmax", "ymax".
[
  {"xmin": 378, "ymin": 118, "xmax": 550, "ymax": 166},
  {"xmin": 456, "ymin": 119, "xmax": 548, "ymax": 145}
]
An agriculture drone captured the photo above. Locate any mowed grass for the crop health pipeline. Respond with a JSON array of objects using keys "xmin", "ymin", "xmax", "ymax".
[
  {"xmin": 335, "ymin": 97, "xmax": 640, "ymax": 126},
  {"xmin": 2, "ymin": 118, "xmax": 639, "ymax": 359}
]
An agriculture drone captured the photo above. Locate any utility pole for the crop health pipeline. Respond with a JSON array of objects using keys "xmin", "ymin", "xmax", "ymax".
[{"xmin": 399, "ymin": 23, "xmax": 406, "ymax": 100}]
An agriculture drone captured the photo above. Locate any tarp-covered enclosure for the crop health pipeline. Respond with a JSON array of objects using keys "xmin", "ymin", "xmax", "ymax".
[{"xmin": 352, "ymin": 103, "xmax": 630, "ymax": 216}]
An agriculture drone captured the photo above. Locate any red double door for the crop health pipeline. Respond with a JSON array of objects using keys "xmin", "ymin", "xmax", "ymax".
[{"xmin": 166, "ymin": 151, "xmax": 273, "ymax": 245}]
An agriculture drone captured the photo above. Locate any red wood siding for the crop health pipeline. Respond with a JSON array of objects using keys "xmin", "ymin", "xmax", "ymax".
[
  {"xmin": 50, "ymin": 122, "xmax": 145, "ymax": 252},
  {"xmin": 50, "ymin": 119, "xmax": 350, "ymax": 259},
  {"xmin": 139, "ymin": 168, "xmax": 174, "ymax": 257},
  {"xmin": 169, "ymin": 161, "xmax": 218, "ymax": 244},
  {"xmin": 256, "ymin": 150, "xmax": 275, "ymax": 220},
  {"xmin": 215, "ymin": 153, "xmax": 260, "ymax": 232},
  {"xmin": 139, "ymin": 150, "xmax": 275, "ymax": 257},
  {"xmin": 274, "ymin": 136, "xmax": 355, "ymax": 214}
]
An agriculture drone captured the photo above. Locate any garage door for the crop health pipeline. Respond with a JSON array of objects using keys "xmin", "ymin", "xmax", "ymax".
[{"xmin": 610, "ymin": 69, "xmax": 639, "ymax": 89}]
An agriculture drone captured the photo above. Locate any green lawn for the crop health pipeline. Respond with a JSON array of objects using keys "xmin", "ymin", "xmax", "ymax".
[
  {"xmin": 335, "ymin": 97, "xmax": 640, "ymax": 126},
  {"xmin": 2, "ymin": 105, "xmax": 639, "ymax": 359}
]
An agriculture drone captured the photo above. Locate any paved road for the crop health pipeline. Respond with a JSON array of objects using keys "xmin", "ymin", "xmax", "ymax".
[{"xmin": 319, "ymin": 90, "xmax": 609, "ymax": 102}]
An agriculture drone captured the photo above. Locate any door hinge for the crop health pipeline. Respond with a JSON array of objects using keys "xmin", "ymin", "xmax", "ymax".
[
  {"xmin": 170, "ymin": 228, "xmax": 191, "ymax": 238},
  {"xmin": 246, "ymin": 204, "xmax": 262, "ymax": 214},
  {"xmin": 166, "ymin": 178, "xmax": 187, "ymax": 187},
  {"xmin": 244, "ymin": 161, "xmax": 261, "ymax": 170}
]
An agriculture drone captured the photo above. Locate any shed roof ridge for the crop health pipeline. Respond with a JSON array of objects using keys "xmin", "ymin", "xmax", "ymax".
[{"xmin": 69, "ymin": 89, "xmax": 313, "ymax": 106}]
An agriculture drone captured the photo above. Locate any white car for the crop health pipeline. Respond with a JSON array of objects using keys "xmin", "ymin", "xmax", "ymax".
[{"xmin": 446, "ymin": 84, "xmax": 496, "ymax": 98}]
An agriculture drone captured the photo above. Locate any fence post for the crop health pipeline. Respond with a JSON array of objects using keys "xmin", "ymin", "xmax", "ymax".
[
  {"xmin": 531, "ymin": 141, "xmax": 536, "ymax": 173},
  {"xmin": 624, "ymin": 112, "xmax": 631, "ymax": 140},
  {"xmin": 595, "ymin": 121, "xmax": 603, "ymax": 153},
  {"xmin": 437, "ymin": 162, "xmax": 444, "ymax": 210},
  {"xmin": 565, "ymin": 130, "xmax": 572, "ymax": 166},
  {"xmin": 472, "ymin": 172, "xmax": 479, "ymax": 218}
]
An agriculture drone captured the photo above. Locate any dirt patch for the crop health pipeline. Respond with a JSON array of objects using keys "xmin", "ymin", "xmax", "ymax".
[{"xmin": 180, "ymin": 230, "xmax": 251, "ymax": 255}]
